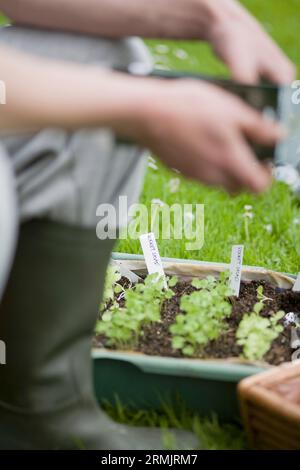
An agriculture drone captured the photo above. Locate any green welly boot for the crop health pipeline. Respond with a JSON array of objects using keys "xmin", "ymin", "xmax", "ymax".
[{"xmin": 0, "ymin": 220, "xmax": 198, "ymax": 450}]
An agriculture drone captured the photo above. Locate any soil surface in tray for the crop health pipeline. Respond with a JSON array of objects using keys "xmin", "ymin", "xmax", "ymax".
[{"xmin": 93, "ymin": 278, "xmax": 300, "ymax": 366}]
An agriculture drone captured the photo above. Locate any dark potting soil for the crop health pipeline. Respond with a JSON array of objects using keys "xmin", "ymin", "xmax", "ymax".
[
  {"xmin": 268, "ymin": 378, "xmax": 300, "ymax": 405},
  {"xmin": 94, "ymin": 278, "xmax": 300, "ymax": 366}
]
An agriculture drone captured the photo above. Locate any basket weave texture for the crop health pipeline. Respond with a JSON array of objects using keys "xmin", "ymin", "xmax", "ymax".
[{"xmin": 238, "ymin": 361, "xmax": 300, "ymax": 449}]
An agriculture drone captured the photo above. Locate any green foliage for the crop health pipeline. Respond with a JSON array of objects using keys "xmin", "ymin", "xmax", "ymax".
[
  {"xmin": 256, "ymin": 285, "xmax": 264, "ymax": 301},
  {"xmin": 96, "ymin": 302, "xmax": 133, "ymax": 348},
  {"xmin": 96, "ymin": 274, "xmax": 174, "ymax": 348},
  {"xmin": 101, "ymin": 264, "xmax": 122, "ymax": 308},
  {"xmin": 256, "ymin": 285, "xmax": 273, "ymax": 303},
  {"xmin": 236, "ymin": 291, "xmax": 285, "ymax": 361},
  {"xmin": 170, "ymin": 273, "xmax": 233, "ymax": 356},
  {"xmin": 168, "ymin": 276, "xmax": 178, "ymax": 288}
]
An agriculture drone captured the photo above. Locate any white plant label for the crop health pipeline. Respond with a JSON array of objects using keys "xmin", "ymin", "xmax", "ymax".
[
  {"xmin": 139, "ymin": 233, "xmax": 167, "ymax": 287},
  {"xmin": 229, "ymin": 245, "xmax": 244, "ymax": 297},
  {"xmin": 292, "ymin": 272, "xmax": 300, "ymax": 292}
]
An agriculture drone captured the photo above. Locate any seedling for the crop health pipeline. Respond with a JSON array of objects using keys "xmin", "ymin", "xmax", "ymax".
[
  {"xmin": 236, "ymin": 286, "xmax": 285, "ymax": 361},
  {"xmin": 96, "ymin": 274, "xmax": 175, "ymax": 349},
  {"xmin": 191, "ymin": 276, "xmax": 217, "ymax": 291},
  {"xmin": 170, "ymin": 272, "xmax": 233, "ymax": 356},
  {"xmin": 256, "ymin": 285, "xmax": 273, "ymax": 303},
  {"xmin": 236, "ymin": 310, "xmax": 284, "ymax": 361},
  {"xmin": 97, "ymin": 267, "xmax": 292, "ymax": 365},
  {"xmin": 168, "ymin": 276, "xmax": 178, "ymax": 288},
  {"xmin": 101, "ymin": 264, "xmax": 122, "ymax": 309}
]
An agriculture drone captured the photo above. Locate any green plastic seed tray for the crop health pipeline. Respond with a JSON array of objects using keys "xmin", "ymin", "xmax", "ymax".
[{"xmin": 93, "ymin": 253, "xmax": 295, "ymax": 421}]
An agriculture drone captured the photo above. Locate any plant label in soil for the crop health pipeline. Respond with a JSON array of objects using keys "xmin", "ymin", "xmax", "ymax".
[
  {"xmin": 292, "ymin": 273, "xmax": 300, "ymax": 292},
  {"xmin": 139, "ymin": 232, "xmax": 167, "ymax": 287},
  {"xmin": 229, "ymin": 245, "xmax": 244, "ymax": 297}
]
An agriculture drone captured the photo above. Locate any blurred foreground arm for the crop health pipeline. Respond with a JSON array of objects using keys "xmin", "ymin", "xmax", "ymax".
[
  {"xmin": 0, "ymin": 0, "xmax": 295, "ymax": 83},
  {"xmin": 0, "ymin": 45, "xmax": 283, "ymax": 194}
]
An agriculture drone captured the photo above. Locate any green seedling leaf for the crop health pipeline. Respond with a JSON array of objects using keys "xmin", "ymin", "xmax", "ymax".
[
  {"xmin": 97, "ymin": 270, "xmax": 176, "ymax": 349},
  {"xmin": 102, "ymin": 312, "xmax": 113, "ymax": 322},
  {"xmin": 101, "ymin": 265, "xmax": 122, "ymax": 307},
  {"xmin": 256, "ymin": 285, "xmax": 273, "ymax": 303},
  {"xmin": 168, "ymin": 276, "xmax": 178, "ymax": 288},
  {"xmin": 256, "ymin": 285, "xmax": 264, "ymax": 299},
  {"xmin": 236, "ymin": 309, "xmax": 285, "ymax": 361},
  {"xmin": 182, "ymin": 345, "xmax": 195, "ymax": 356},
  {"xmin": 253, "ymin": 302, "xmax": 264, "ymax": 314},
  {"xmin": 172, "ymin": 336, "xmax": 185, "ymax": 349},
  {"xmin": 191, "ymin": 278, "xmax": 206, "ymax": 290}
]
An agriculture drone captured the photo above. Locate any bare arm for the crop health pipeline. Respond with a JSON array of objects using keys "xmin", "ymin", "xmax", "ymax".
[
  {"xmin": 0, "ymin": 0, "xmax": 295, "ymax": 84},
  {"xmin": 0, "ymin": 45, "xmax": 283, "ymax": 194},
  {"xmin": 0, "ymin": 45, "xmax": 159, "ymax": 132}
]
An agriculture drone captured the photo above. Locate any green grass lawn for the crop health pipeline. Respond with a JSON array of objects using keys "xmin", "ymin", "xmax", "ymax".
[
  {"xmin": 1, "ymin": 1, "xmax": 299, "ymax": 450},
  {"xmin": 103, "ymin": 398, "xmax": 247, "ymax": 450}
]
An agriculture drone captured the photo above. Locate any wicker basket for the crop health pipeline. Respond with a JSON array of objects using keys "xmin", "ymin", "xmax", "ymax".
[{"xmin": 238, "ymin": 361, "xmax": 300, "ymax": 449}]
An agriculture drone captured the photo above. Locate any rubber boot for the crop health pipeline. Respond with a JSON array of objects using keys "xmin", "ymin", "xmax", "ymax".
[{"xmin": 0, "ymin": 220, "xmax": 198, "ymax": 450}]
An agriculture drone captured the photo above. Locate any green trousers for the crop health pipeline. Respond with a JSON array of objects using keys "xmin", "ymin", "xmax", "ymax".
[{"xmin": 0, "ymin": 221, "xmax": 118, "ymax": 449}]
